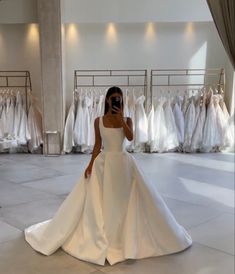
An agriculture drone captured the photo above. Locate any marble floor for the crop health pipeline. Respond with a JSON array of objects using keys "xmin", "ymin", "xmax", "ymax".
[{"xmin": 0, "ymin": 152, "xmax": 234, "ymax": 274}]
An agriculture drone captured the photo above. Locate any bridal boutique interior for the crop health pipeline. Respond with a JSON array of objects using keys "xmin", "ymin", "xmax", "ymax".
[{"xmin": 0, "ymin": 0, "xmax": 234, "ymax": 273}]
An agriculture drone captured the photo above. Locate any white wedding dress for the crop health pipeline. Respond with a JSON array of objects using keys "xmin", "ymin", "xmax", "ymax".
[{"xmin": 25, "ymin": 116, "xmax": 192, "ymax": 265}]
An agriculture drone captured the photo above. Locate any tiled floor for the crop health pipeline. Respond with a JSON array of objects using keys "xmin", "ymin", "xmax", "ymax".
[{"xmin": 0, "ymin": 152, "xmax": 234, "ymax": 274}]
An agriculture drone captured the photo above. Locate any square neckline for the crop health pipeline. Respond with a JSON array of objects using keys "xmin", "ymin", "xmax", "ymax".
[{"xmin": 101, "ymin": 116, "xmax": 123, "ymax": 129}]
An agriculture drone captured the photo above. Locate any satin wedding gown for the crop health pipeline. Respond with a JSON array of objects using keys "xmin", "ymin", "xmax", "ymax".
[{"xmin": 25, "ymin": 116, "xmax": 192, "ymax": 265}]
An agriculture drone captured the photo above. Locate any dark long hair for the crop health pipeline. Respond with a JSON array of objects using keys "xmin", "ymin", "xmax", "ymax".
[{"xmin": 104, "ymin": 86, "xmax": 124, "ymax": 114}]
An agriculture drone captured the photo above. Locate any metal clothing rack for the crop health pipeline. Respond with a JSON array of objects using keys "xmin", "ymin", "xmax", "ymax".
[
  {"xmin": 150, "ymin": 68, "xmax": 225, "ymax": 106},
  {"xmin": 74, "ymin": 69, "xmax": 148, "ymax": 109},
  {"xmin": 0, "ymin": 70, "xmax": 32, "ymax": 114}
]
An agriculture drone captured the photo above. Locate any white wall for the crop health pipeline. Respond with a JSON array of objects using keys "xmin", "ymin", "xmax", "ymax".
[
  {"xmin": 0, "ymin": 24, "xmax": 42, "ymax": 107},
  {"xmin": 0, "ymin": 0, "xmax": 38, "ymax": 23},
  {"xmin": 61, "ymin": 0, "xmax": 212, "ymax": 23},
  {"xmin": 0, "ymin": 0, "xmax": 212, "ymax": 24},
  {"xmin": 0, "ymin": 21, "xmax": 233, "ymax": 114},
  {"xmin": 63, "ymin": 21, "xmax": 231, "ymax": 111}
]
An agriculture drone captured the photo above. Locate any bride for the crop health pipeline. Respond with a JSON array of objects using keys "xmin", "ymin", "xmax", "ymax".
[{"xmin": 25, "ymin": 86, "xmax": 192, "ymax": 266}]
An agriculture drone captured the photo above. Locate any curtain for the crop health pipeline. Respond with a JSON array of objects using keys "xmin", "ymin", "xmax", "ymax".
[{"xmin": 207, "ymin": 0, "xmax": 235, "ymax": 69}]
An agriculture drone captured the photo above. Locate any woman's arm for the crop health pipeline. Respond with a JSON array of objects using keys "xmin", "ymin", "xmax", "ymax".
[
  {"xmin": 112, "ymin": 105, "xmax": 134, "ymax": 141},
  {"xmin": 84, "ymin": 117, "xmax": 102, "ymax": 178},
  {"xmin": 121, "ymin": 117, "xmax": 133, "ymax": 141}
]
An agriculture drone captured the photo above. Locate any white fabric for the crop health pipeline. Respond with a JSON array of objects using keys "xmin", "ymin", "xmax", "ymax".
[
  {"xmin": 163, "ymin": 99, "xmax": 179, "ymax": 151},
  {"xmin": 89, "ymin": 95, "xmax": 97, "ymax": 147},
  {"xmin": 224, "ymin": 113, "xmax": 235, "ymax": 152},
  {"xmin": 73, "ymin": 95, "xmax": 84, "ymax": 146},
  {"xmin": 81, "ymin": 96, "xmax": 92, "ymax": 152},
  {"xmin": 125, "ymin": 90, "xmax": 136, "ymax": 152},
  {"xmin": 152, "ymin": 97, "xmax": 167, "ymax": 152},
  {"xmin": 63, "ymin": 102, "xmax": 75, "ymax": 153},
  {"xmin": 5, "ymin": 97, "xmax": 15, "ymax": 137},
  {"xmin": 173, "ymin": 101, "xmax": 184, "ymax": 144},
  {"xmin": 134, "ymin": 95, "xmax": 148, "ymax": 145},
  {"xmin": 183, "ymin": 97, "xmax": 196, "ymax": 152},
  {"xmin": 25, "ymin": 116, "xmax": 192, "ymax": 265},
  {"xmin": 13, "ymin": 92, "xmax": 22, "ymax": 139},
  {"xmin": 27, "ymin": 102, "xmax": 43, "ymax": 152},
  {"xmin": 147, "ymin": 104, "xmax": 155, "ymax": 145},
  {"xmin": 191, "ymin": 98, "xmax": 206, "ymax": 152},
  {"xmin": 18, "ymin": 99, "xmax": 30, "ymax": 145},
  {"xmin": 202, "ymin": 94, "xmax": 217, "ymax": 152},
  {"xmin": 0, "ymin": 96, "xmax": 6, "ymax": 138},
  {"xmin": 214, "ymin": 95, "xmax": 228, "ymax": 148}
]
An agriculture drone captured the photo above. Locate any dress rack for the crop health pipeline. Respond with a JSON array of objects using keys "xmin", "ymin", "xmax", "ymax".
[
  {"xmin": 0, "ymin": 70, "xmax": 32, "ymax": 114},
  {"xmin": 150, "ymin": 68, "xmax": 225, "ymax": 106},
  {"xmin": 74, "ymin": 69, "xmax": 148, "ymax": 109}
]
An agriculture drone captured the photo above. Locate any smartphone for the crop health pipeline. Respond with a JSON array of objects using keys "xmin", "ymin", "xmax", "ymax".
[{"xmin": 111, "ymin": 96, "xmax": 121, "ymax": 114}]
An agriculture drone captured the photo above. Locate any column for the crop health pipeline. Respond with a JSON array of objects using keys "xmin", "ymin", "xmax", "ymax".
[{"xmin": 37, "ymin": 0, "xmax": 64, "ymax": 154}]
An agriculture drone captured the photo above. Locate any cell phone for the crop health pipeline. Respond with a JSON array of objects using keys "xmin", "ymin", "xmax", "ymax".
[{"xmin": 111, "ymin": 96, "xmax": 121, "ymax": 114}]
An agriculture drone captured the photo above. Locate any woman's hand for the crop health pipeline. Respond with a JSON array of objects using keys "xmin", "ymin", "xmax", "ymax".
[
  {"xmin": 112, "ymin": 105, "xmax": 124, "ymax": 125},
  {"xmin": 84, "ymin": 164, "xmax": 92, "ymax": 179}
]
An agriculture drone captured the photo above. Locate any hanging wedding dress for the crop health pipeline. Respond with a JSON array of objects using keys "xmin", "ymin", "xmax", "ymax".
[
  {"xmin": 63, "ymin": 100, "xmax": 75, "ymax": 153},
  {"xmin": 0, "ymin": 95, "xmax": 5, "ymax": 138},
  {"xmin": 213, "ymin": 95, "xmax": 229, "ymax": 149},
  {"xmin": 133, "ymin": 95, "xmax": 148, "ymax": 152},
  {"xmin": 81, "ymin": 96, "xmax": 92, "ymax": 153},
  {"xmin": 152, "ymin": 97, "xmax": 167, "ymax": 152},
  {"xmin": 27, "ymin": 97, "xmax": 43, "ymax": 152},
  {"xmin": 126, "ymin": 89, "xmax": 136, "ymax": 152},
  {"xmin": 183, "ymin": 97, "xmax": 196, "ymax": 152},
  {"xmin": 5, "ymin": 96, "xmax": 15, "ymax": 137},
  {"xmin": 147, "ymin": 104, "xmax": 155, "ymax": 148},
  {"xmin": 13, "ymin": 92, "xmax": 21, "ymax": 140},
  {"xmin": 25, "ymin": 116, "xmax": 192, "ymax": 265},
  {"xmin": 123, "ymin": 89, "xmax": 130, "ymax": 117},
  {"xmin": 202, "ymin": 93, "xmax": 217, "ymax": 152},
  {"xmin": 191, "ymin": 95, "xmax": 206, "ymax": 152},
  {"xmin": 181, "ymin": 94, "xmax": 190, "ymax": 117},
  {"xmin": 17, "ymin": 94, "xmax": 30, "ymax": 145},
  {"xmin": 221, "ymin": 99, "xmax": 234, "ymax": 151},
  {"xmin": 172, "ymin": 97, "xmax": 184, "ymax": 147},
  {"xmin": 74, "ymin": 94, "xmax": 85, "ymax": 146},
  {"xmin": 89, "ymin": 94, "xmax": 97, "ymax": 148},
  {"xmin": 225, "ymin": 113, "xmax": 235, "ymax": 152},
  {"xmin": 95, "ymin": 94, "xmax": 105, "ymax": 118},
  {"xmin": 163, "ymin": 99, "xmax": 179, "ymax": 151}
]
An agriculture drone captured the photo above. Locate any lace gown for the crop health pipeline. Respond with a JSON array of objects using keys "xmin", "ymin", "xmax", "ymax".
[{"xmin": 25, "ymin": 116, "xmax": 192, "ymax": 265}]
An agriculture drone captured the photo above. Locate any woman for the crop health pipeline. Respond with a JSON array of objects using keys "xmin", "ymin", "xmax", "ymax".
[{"xmin": 25, "ymin": 86, "xmax": 192, "ymax": 266}]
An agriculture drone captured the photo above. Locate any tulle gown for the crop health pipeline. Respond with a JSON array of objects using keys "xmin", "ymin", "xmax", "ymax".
[{"xmin": 25, "ymin": 116, "xmax": 192, "ymax": 265}]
